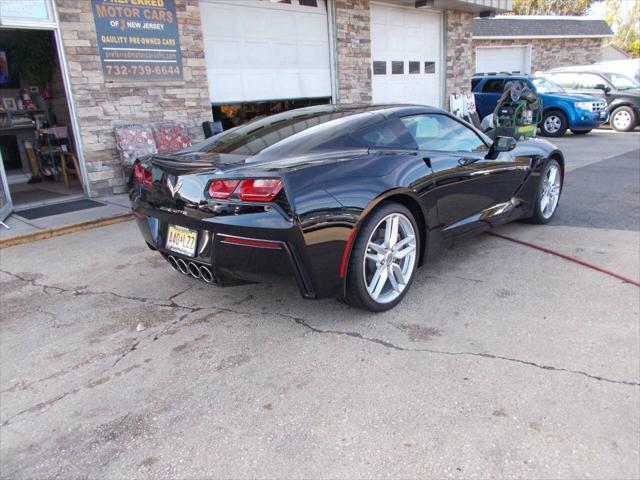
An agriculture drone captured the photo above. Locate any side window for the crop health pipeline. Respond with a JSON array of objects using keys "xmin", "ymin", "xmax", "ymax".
[
  {"xmin": 352, "ymin": 119, "xmax": 417, "ymax": 149},
  {"xmin": 400, "ymin": 114, "xmax": 488, "ymax": 153},
  {"xmin": 481, "ymin": 79, "xmax": 505, "ymax": 93},
  {"xmin": 547, "ymin": 73, "xmax": 577, "ymax": 88},
  {"xmin": 576, "ymin": 73, "xmax": 605, "ymax": 89},
  {"xmin": 471, "ymin": 78, "xmax": 481, "ymax": 90}
]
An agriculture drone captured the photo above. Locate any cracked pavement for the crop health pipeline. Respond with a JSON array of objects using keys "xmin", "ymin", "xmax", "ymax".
[{"xmin": 1, "ymin": 131, "xmax": 639, "ymax": 478}]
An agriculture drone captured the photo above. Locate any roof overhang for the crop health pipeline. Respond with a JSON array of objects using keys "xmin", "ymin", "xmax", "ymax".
[
  {"xmin": 474, "ymin": 34, "xmax": 614, "ymax": 39},
  {"xmin": 382, "ymin": 0, "xmax": 512, "ymax": 14}
]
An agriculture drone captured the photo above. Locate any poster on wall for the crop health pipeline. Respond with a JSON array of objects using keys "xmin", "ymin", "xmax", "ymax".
[
  {"xmin": 91, "ymin": 0, "xmax": 183, "ymax": 82},
  {"xmin": 0, "ymin": 49, "xmax": 9, "ymax": 85}
]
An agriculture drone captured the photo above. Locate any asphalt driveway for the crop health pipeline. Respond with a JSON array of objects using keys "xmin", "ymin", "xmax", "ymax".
[{"xmin": 1, "ymin": 130, "xmax": 639, "ymax": 479}]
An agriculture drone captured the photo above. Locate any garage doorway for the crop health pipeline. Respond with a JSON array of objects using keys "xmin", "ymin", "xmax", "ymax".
[
  {"xmin": 475, "ymin": 45, "xmax": 532, "ymax": 75},
  {"xmin": 370, "ymin": 2, "xmax": 443, "ymax": 108}
]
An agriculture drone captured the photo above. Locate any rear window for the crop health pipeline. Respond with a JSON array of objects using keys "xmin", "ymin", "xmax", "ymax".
[
  {"xmin": 481, "ymin": 79, "xmax": 505, "ymax": 93},
  {"xmin": 198, "ymin": 108, "xmax": 372, "ymax": 156},
  {"xmin": 471, "ymin": 78, "xmax": 481, "ymax": 90}
]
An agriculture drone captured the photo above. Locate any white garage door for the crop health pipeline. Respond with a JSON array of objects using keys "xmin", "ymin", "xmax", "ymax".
[
  {"xmin": 476, "ymin": 46, "xmax": 531, "ymax": 75},
  {"xmin": 370, "ymin": 3, "xmax": 442, "ymax": 108},
  {"xmin": 199, "ymin": 0, "xmax": 332, "ymax": 104}
]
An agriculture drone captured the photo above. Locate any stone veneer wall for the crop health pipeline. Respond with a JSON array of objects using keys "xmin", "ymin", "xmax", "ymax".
[
  {"xmin": 472, "ymin": 38, "xmax": 604, "ymax": 74},
  {"xmin": 55, "ymin": 0, "xmax": 212, "ymax": 196},
  {"xmin": 334, "ymin": 0, "xmax": 372, "ymax": 104},
  {"xmin": 444, "ymin": 10, "xmax": 475, "ymax": 108}
]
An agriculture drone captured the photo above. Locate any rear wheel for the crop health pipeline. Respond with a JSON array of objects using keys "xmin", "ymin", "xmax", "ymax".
[
  {"xmin": 610, "ymin": 106, "xmax": 637, "ymax": 132},
  {"xmin": 540, "ymin": 110, "xmax": 568, "ymax": 137},
  {"xmin": 345, "ymin": 202, "xmax": 420, "ymax": 312},
  {"xmin": 570, "ymin": 129, "xmax": 591, "ymax": 135},
  {"xmin": 528, "ymin": 159, "xmax": 562, "ymax": 224}
]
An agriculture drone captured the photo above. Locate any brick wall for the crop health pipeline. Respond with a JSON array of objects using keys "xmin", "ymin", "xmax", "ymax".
[
  {"xmin": 445, "ymin": 10, "xmax": 475, "ymax": 107},
  {"xmin": 473, "ymin": 38, "xmax": 604, "ymax": 74},
  {"xmin": 55, "ymin": 0, "xmax": 211, "ymax": 196},
  {"xmin": 335, "ymin": 0, "xmax": 371, "ymax": 104}
]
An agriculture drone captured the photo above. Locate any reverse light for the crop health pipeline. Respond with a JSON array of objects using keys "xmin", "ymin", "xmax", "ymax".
[
  {"xmin": 133, "ymin": 163, "xmax": 152, "ymax": 187},
  {"xmin": 237, "ymin": 179, "xmax": 283, "ymax": 202},
  {"xmin": 220, "ymin": 235, "xmax": 282, "ymax": 249},
  {"xmin": 208, "ymin": 179, "xmax": 240, "ymax": 199}
]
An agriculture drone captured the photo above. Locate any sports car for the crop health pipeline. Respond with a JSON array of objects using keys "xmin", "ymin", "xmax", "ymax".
[{"xmin": 129, "ymin": 105, "xmax": 564, "ymax": 311}]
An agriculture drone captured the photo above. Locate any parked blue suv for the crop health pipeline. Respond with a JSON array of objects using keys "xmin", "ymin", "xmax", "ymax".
[{"xmin": 472, "ymin": 74, "xmax": 609, "ymax": 137}]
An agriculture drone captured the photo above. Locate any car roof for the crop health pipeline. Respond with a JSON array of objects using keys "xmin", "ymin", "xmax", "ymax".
[
  {"xmin": 286, "ymin": 103, "xmax": 447, "ymax": 117},
  {"xmin": 544, "ymin": 69, "xmax": 606, "ymax": 76}
]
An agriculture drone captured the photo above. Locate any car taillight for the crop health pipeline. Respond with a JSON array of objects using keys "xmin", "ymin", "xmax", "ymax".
[
  {"xmin": 133, "ymin": 163, "xmax": 152, "ymax": 187},
  {"xmin": 207, "ymin": 178, "xmax": 283, "ymax": 202},
  {"xmin": 237, "ymin": 179, "xmax": 283, "ymax": 202},
  {"xmin": 208, "ymin": 179, "xmax": 240, "ymax": 199}
]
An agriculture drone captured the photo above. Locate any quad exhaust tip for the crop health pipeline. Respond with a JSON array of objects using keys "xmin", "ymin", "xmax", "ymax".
[
  {"xmin": 188, "ymin": 262, "xmax": 201, "ymax": 279},
  {"xmin": 166, "ymin": 255, "xmax": 215, "ymax": 284},
  {"xmin": 176, "ymin": 258, "xmax": 189, "ymax": 275},
  {"xmin": 167, "ymin": 255, "xmax": 179, "ymax": 271},
  {"xmin": 200, "ymin": 265, "xmax": 214, "ymax": 283}
]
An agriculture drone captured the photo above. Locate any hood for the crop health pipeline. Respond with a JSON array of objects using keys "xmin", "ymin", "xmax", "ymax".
[
  {"xmin": 541, "ymin": 92, "xmax": 604, "ymax": 102},
  {"xmin": 612, "ymin": 87, "xmax": 640, "ymax": 97}
]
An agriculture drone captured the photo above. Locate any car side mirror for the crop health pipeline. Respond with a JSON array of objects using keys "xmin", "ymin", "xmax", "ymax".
[
  {"xmin": 486, "ymin": 136, "xmax": 516, "ymax": 159},
  {"xmin": 595, "ymin": 83, "xmax": 610, "ymax": 92}
]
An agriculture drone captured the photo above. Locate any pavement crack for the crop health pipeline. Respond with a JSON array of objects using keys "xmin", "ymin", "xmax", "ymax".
[{"xmin": 287, "ymin": 315, "xmax": 640, "ymax": 387}]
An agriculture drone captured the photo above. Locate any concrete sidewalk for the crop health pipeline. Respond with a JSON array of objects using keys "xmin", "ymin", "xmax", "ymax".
[{"xmin": 0, "ymin": 194, "xmax": 132, "ymax": 247}]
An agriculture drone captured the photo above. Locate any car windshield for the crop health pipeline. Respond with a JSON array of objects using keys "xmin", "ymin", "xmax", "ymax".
[
  {"xmin": 602, "ymin": 72, "xmax": 639, "ymax": 90},
  {"xmin": 532, "ymin": 77, "xmax": 565, "ymax": 94}
]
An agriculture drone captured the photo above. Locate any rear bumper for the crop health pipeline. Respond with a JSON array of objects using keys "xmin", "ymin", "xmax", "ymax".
[{"xmin": 132, "ymin": 201, "xmax": 320, "ymax": 299}]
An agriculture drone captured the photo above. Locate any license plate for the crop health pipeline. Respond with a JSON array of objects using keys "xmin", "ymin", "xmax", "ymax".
[{"xmin": 166, "ymin": 225, "xmax": 198, "ymax": 257}]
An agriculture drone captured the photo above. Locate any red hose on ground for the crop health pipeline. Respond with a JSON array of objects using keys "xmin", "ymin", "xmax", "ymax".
[{"xmin": 488, "ymin": 231, "xmax": 640, "ymax": 288}]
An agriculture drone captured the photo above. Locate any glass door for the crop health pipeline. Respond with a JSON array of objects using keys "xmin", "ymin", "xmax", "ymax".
[{"xmin": 0, "ymin": 150, "xmax": 13, "ymax": 223}]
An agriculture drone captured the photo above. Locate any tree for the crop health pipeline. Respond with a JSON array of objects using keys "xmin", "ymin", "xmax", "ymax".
[
  {"xmin": 511, "ymin": 0, "xmax": 599, "ymax": 15},
  {"xmin": 605, "ymin": 0, "xmax": 640, "ymax": 57}
]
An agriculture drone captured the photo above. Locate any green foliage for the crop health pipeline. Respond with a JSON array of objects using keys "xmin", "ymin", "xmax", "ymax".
[
  {"xmin": 511, "ymin": 0, "xmax": 598, "ymax": 15},
  {"xmin": 605, "ymin": 0, "xmax": 640, "ymax": 57},
  {"xmin": 3, "ymin": 30, "xmax": 56, "ymax": 88}
]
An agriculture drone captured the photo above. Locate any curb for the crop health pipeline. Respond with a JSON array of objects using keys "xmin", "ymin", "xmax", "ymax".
[{"xmin": 0, "ymin": 212, "xmax": 134, "ymax": 249}]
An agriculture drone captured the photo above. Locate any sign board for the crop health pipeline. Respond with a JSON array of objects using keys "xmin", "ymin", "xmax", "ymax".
[{"xmin": 91, "ymin": 0, "xmax": 183, "ymax": 82}]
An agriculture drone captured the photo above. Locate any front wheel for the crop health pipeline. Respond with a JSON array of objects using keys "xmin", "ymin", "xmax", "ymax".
[
  {"xmin": 540, "ymin": 110, "xmax": 568, "ymax": 137},
  {"xmin": 610, "ymin": 106, "xmax": 637, "ymax": 132},
  {"xmin": 345, "ymin": 202, "xmax": 420, "ymax": 312},
  {"xmin": 570, "ymin": 129, "xmax": 591, "ymax": 135},
  {"xmin": 527, "ymin": 159, "xmax": 563, "ymax": 224}
]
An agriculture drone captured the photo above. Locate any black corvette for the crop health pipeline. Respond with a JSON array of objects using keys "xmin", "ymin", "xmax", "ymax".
[{"xmin": 130, "ymin": 105, "xmax": 564, "ymax": 311}]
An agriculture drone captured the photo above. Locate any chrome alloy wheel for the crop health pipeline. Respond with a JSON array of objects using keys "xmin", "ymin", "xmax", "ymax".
[
  {"xmin": 363, "ymin": 213, "xmax": 417, "ymax": 304},
  {"xmin": 613, "ymin": 110, "xmax": 632, "ymax": 130},
  {"xmin": 540, "ymin": 164, "xmax": 561, "ymax": 219},
  {"xmin": 543, "ymin": 115, "xmax": 562, "ymax": 134}
]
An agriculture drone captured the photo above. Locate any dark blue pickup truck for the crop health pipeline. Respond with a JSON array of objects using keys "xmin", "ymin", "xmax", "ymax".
[{"xmin": 472, "ymin": 74, "xmax": 609, "ymax": 137}]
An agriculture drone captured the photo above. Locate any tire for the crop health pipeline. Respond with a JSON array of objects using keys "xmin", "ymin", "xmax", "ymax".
[
  {"xmin": 527, "ymin": 159, "xmax": 563, "ymax": 224},
  {"xmin": 610, "ymin": 106, "xmax": 637, "ymax": 132},
  {"xmin": 345, "ymin": 202, "xmax": 420, "ymax": 312},
  {"xmin": 570, "ymin": 129, "xmax": 591, "ymax": 135},
  {"xmin": 540, "ymin": 110, "xmax": 568, "ymax": 137}
]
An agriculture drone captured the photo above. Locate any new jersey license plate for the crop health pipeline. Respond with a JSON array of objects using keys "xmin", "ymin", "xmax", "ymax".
[{"xmin": 166, "ymin": 225, "xmax": 198, "ymax": 257}]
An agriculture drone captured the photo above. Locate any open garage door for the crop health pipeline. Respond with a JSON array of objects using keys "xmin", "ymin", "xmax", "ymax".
[
  {"xmin": 476, "ymin": 46, "xmax": 531, "ymax": 75},
  {"xmin": 199, "ymin": 0, "xmax": 332, "ymax": 104},
  {"xmin": 370, "ymin": 3, "xmax": 443, "ymax": 108}
]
